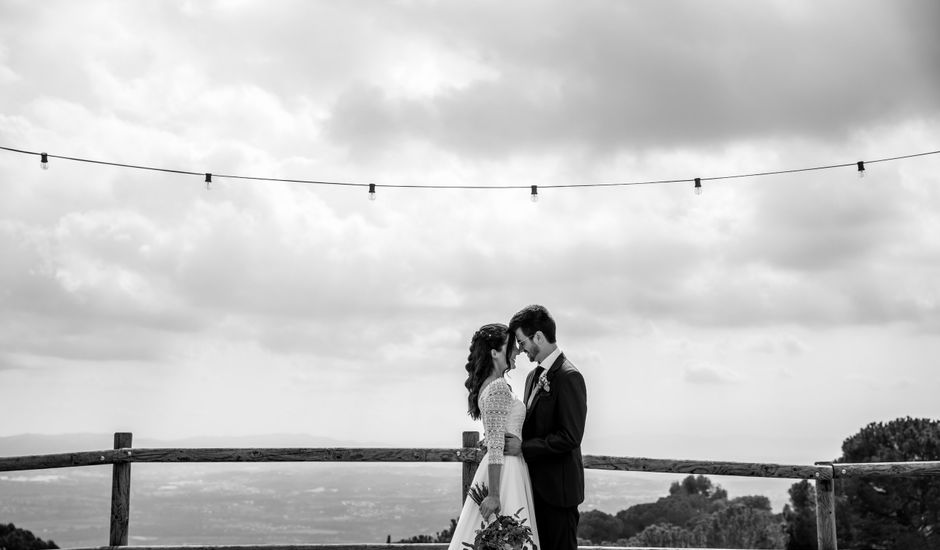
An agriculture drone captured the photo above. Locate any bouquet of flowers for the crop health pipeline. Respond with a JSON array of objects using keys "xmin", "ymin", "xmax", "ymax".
[{"xmin": 463, "ymin": 483, "xmax": 538, "ymax": 550}]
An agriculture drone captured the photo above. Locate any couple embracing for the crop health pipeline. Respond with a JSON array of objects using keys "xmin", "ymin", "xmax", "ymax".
[{"xmin": 449, "ymin": 305, "xmax": 588, "ymax": 550}]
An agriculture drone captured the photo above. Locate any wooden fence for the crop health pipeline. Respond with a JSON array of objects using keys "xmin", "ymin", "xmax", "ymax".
[{"xmin": 2, "ymin": 431, "xmax": 940, "ymax": 550}]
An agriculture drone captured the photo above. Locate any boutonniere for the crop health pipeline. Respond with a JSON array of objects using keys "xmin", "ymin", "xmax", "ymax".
[{"xmin": 536, "ymin": 371, "xmax": 550, "ymax": 394}]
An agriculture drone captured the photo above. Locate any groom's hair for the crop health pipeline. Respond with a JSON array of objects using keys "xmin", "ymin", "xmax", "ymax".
[{"xmin": 509, "ymin": 304, "xmax": 556, "ymax": 344}]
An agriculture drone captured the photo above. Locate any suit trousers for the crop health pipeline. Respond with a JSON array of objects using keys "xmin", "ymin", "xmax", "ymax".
[{"xmin": 533, "ymin": 491, "xmax": 580, "ymax": 550}]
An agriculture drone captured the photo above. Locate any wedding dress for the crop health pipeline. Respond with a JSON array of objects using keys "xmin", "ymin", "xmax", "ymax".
[{"xmin": 449, "ymin": 377, "xmax": 540, "ymax": 550}]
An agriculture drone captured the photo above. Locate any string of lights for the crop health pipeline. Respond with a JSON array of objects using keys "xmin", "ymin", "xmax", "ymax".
[{"xmin": 3, "ymin": 145, "xmax": 939, "ymax": 202}]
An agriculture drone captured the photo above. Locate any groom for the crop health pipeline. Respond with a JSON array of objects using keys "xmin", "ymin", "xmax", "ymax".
[{"xmin": 504, "ymin": 305, "xmax": 587, "ymax": 550}]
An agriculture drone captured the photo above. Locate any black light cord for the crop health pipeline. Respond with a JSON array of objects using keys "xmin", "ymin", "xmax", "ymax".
[{"xmin": 3, "ymin": 145, "xmax": 939, "ymax": 191}]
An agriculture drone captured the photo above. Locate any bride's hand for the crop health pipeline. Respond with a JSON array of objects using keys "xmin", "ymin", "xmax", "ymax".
[{"xmin": 480, "ymin": 495, "xmax": 501, "ymax": 520}]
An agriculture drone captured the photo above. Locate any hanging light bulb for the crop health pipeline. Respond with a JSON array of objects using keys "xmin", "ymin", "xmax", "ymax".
[
  {"xmin": 857, "ymin": 161, "xmax": 866, "ymax": 178},
  {"xmin": 694, "ymin": 178, "xmax": 702, "ymax": 195},
  {"xmin": 40, "ymin": 152, "xmax": 49, "ymax": 170},
  {"xmin": 204, "ymin": 173, "xmax": 212, "ymax": 190},
  {"xmin": 368, "ymin": 183, "xmax": 376, "ymax": 201},
  {"xmin": 530, "ymin": 185, "xmax": 539, "ymax": 203}
]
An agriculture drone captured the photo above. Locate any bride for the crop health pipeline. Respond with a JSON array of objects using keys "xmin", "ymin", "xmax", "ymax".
[{"xmin": 449, "ymin": 323, "xmax": 540, "ymax": 550}]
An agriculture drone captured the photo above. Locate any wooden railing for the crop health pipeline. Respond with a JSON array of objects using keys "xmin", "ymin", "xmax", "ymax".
[{"xmin": 2, "ymin": 431, "xmax": 939, "ymax": 550}]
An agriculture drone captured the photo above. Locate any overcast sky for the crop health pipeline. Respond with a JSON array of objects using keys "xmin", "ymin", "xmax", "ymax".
[{"xmin": 2, "ymin": 0, "xmax": 939, "ymax": 475}]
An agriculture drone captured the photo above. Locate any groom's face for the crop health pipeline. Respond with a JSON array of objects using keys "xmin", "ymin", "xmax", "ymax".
[{"xmin": 514, "ymin": 328, "xmax": 540, "ymax": 363}]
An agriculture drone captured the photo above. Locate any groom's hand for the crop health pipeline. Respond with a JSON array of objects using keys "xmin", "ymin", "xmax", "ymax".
[{"xmin": 504, "ymin": 434, "xmax": 522, "ymax": 456}]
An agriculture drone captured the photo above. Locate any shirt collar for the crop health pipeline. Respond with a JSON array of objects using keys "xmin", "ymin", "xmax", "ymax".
[{"xmin": 539, "ymin": 347, "xmax": 562, "ymax": 372}]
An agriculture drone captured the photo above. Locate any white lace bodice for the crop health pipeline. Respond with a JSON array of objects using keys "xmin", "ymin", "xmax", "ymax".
[{"xmin": 478, "ymin": 377, "xmax": 526, "ymax": 465}]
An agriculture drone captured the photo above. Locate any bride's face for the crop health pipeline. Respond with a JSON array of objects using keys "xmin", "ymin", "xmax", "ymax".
[
  {"xmin": 494, "ymin": 336, "xmax": 518, "ymax": 374},
  {"xmin": 506, "ymin": 338, "xmax": 520, "ymax": 371}
]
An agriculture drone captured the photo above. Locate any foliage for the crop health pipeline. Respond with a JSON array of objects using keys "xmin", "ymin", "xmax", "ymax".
[
  {"xmin": 463, "ymin": 510, "xmax": 537, "ymax": 550},
  {"xmin": 782, "ymin": 480, "xmax": 817, "ymax": 550},
  {"xmin": 577, "ymin": 475, "xmax": 784, "ymax": 548},
  {"xmin": 624, "ymin": 522, "xmax": 703, "ymax": 547},
  {"xmin": 577, "ymin": 510, "xmax": 621, "ymax": 544},
  {"xmin": 468, "ymin": 482, "xmax": 489, "ymax": 506},
  {"xmin": 402, "ymin": 482, "xmax": 534, "ymax": 550},
  {"xmin": 396, "ymin": 518, "xmax": 456, "ymax": 544},
  {"xmin": 0, "ymin": 523, "xmax": 58, "ymax": 550},
  {"xmin": 694, "ymin": 499, "xmax": 785, "ymax": 548},
  {"xmin": 611, "ymin": 475, "xmax": 728, "ymax": 540},
  {"xmin": 670, "ymin": 474, "xmax": 722, "ymax": 498},
  {"xmin": 619, "ymin": 500, "xmax": 784, "ymax": 548},
  {"xmin": 835, "ymin": 416, "xmax": 940, "ymax": 550},
  {"xmin": 730, "ymin": 495, "xmax": 772, "ymax": 511},
  {"xmin": 397, "ymin": 512, "xmax": 535, "ymax": 550},
  {"xmin": 462, "ymin": 483, "xmax": 537, "ymax": 550}
]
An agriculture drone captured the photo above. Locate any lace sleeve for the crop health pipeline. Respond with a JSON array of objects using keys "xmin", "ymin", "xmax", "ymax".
[{"xmin": 480, "ymin": 379, "xmax": 514, "ymax": 465}]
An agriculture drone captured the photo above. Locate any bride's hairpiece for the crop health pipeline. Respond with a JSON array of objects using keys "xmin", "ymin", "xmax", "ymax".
[{"xmin": 473, "ymin": 323, "xmax": 505, "ymax": 344}]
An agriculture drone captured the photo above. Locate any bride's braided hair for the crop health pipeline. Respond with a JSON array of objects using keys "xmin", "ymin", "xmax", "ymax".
[{"xmin": 464, "ymin": 323, "xmax": 509, "ymax": 420}]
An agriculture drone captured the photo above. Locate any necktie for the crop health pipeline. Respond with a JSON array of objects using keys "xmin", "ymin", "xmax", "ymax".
[{"xmin": 527, "ymin": 365, "xmax": 544, "ymax": 408}]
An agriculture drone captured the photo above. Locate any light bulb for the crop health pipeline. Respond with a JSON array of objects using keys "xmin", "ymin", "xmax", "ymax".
[
  {"xmin": 694, "ymin": 178, "xmax": 702, "ymax": 195},
  {"xmin": 40, "ymin": 152, "xmax": 49, "ymax": 170},
  {"xmin": 530, "ymin": 185, "xmax": 538, "ymax": 202},
  {"xmin": 857, "ymin": 161, "xmax": 865, "ymax": 178},
  {"xmin": 368, "ymin": 183, "xmax": 376, "ymax": 201}
]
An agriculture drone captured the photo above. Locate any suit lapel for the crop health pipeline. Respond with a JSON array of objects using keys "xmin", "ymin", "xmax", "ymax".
[{"xmin": 529, "ymin": 354, "xmax": 565, "ymax": 410}]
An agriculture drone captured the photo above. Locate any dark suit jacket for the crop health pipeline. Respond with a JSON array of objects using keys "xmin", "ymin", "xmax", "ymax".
[{"xmin": 521, "ymin": 352, "xmax": 587, "ymax": 508}]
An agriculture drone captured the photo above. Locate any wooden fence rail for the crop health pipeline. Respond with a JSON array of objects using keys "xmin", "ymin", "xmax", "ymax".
[{"xmin": 3, "ymin": 431, "xmax": 940, "ymax": 550}]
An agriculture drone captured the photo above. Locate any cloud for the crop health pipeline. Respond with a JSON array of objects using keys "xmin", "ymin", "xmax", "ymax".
[
  {"xmin": 683, "ymin": 363, "xmax": 739, "ymax": 385},
  {"xmin": 317, "ymin": 1, "xmax": 940, "ymax": 159},
  {"xmin": 8, "ymin": 1, "xmax": 939, "ymax": 164},
  {"xmin": 749, "ymin": 335, "xmax": 810, "ymax": 356},
  {"xmin": 0, "ymin": 211, "xmax": 206, "ymax": 363}
]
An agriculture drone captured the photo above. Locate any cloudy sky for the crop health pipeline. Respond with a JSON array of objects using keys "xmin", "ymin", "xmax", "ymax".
[{"xmin": 2, "ymin": 0, "xmax": 939, "ymax": 475}]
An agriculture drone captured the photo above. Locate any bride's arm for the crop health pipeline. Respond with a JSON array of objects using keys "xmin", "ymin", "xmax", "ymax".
[
  {"xmin": 480, "ymin": 381, "xmax": 513, "ymax": 519},
  {"xmin": 482, "ymin": 462, "xmax": 503, "ymax": 520}
]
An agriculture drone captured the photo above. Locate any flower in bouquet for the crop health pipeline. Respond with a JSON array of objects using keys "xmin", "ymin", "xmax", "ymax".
[{"xmin": 463, "ymin": 483, "xmax": 538, "ymax": 550}]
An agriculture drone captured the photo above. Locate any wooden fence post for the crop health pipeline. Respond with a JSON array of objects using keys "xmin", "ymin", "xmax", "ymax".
[
  {"xmin": 110, "ymin": 432, "xmax": 133, "ymax": 546},
  {"xmin": 462, "ymin": 431, "xmax": 480, "ymax": 504},
  {"xmin": 814, "ymin": 462, "xmax": 837, "ymax": 550}
]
